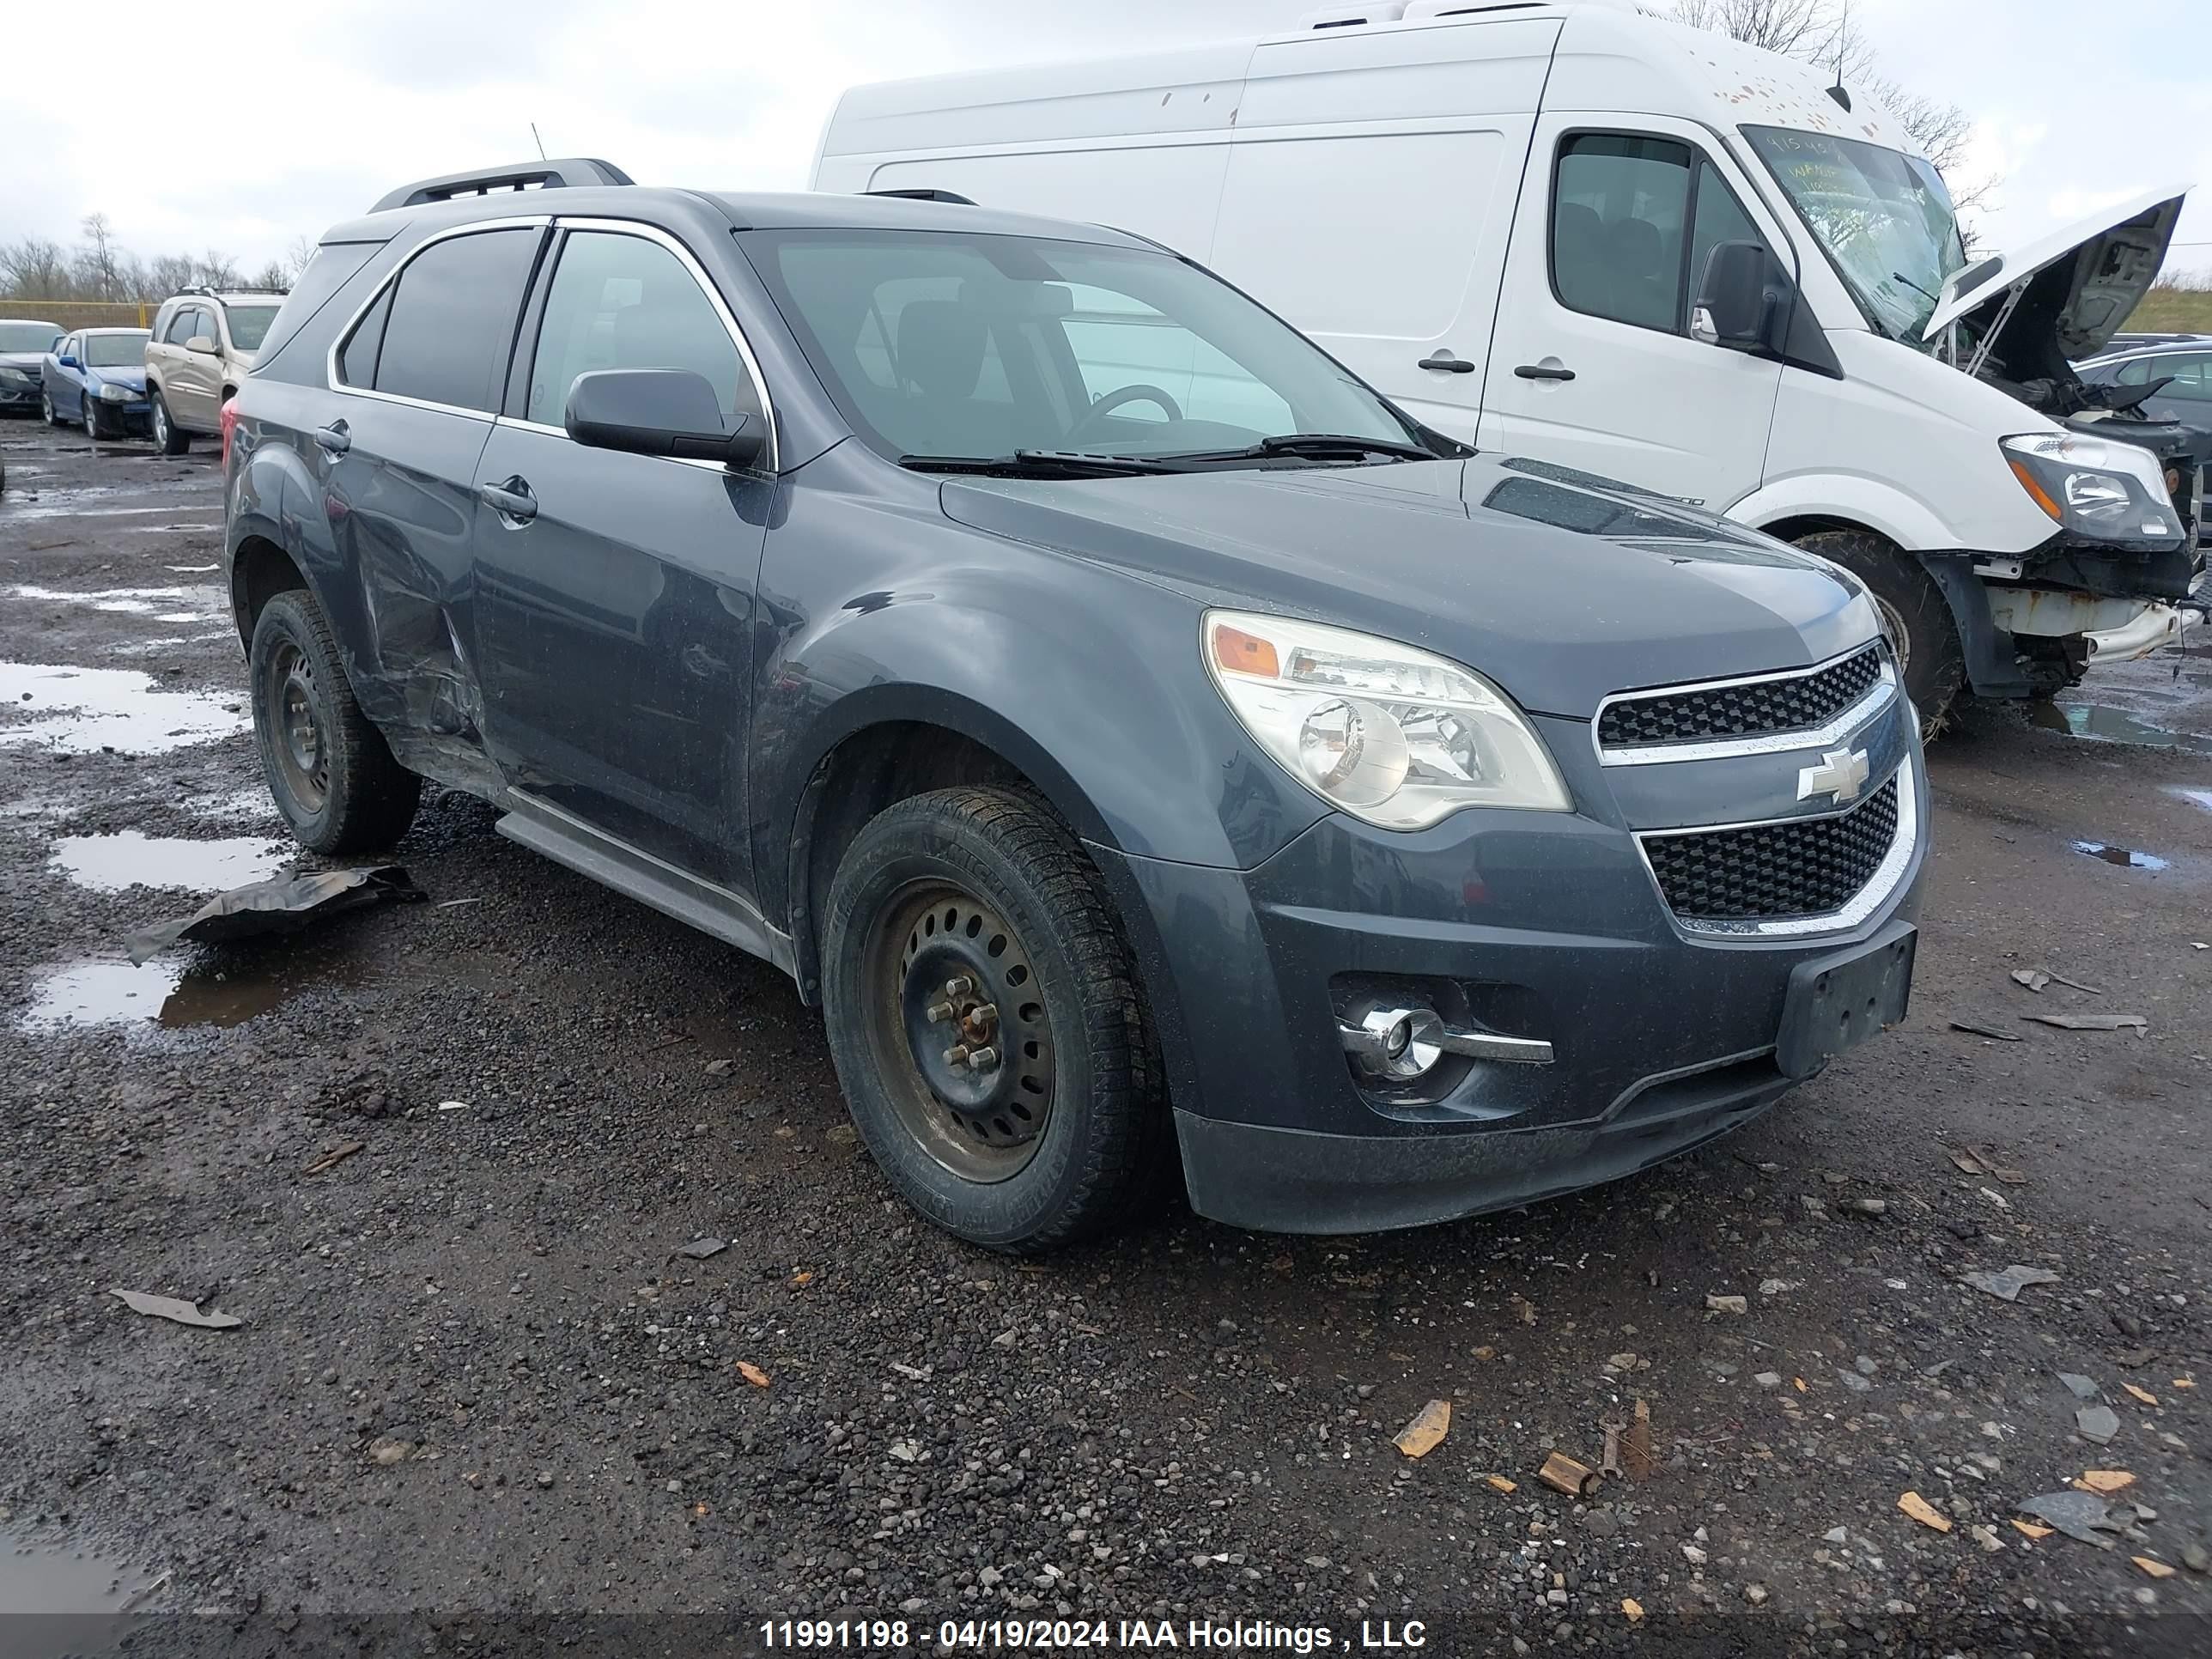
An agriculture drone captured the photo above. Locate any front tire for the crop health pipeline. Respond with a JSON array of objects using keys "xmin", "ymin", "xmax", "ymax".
[
  {"xmin": 150, "ymin": 388, "xmax": 190, "ymax": 454},
  {"xmin": 249, "ymin": 589, "xmax": 422, "ymax": 854},
  {"xmin": 822, "ymin": 787, "xmax": 1163, "ymax": 1253},
  {"xmin": 40, "ymin": 388, "xmax": 58, "ymax": 426},
  {"xmin": 1791, "ymin": 528, "xmax": 1966, "ymax": 737},
  {"xmin": 82, "ymin": 394, "xmax": 104, "ymax": 441}
]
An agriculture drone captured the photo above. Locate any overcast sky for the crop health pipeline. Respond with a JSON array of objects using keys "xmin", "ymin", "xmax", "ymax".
[{"xmin": 6, "ymin": 0, "xmax": 2209, "ymax": 280}]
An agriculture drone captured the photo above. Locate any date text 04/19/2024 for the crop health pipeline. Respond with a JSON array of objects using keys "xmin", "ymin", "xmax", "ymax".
[{"xmin": 757, "ymin": 1620, "xmax": 1431, "ymax": 1650}]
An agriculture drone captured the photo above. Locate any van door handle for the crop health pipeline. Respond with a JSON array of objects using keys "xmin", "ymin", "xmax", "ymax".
[
  {"xmin": 478, "ymin": 477, "xmax": 538, "ymax": 524},
  {"xmin": 1513, "ymin": 363, "xmax": 1577, "ymax": 382},
  {"xmin": 313, "ymin": 421, "xmax": 350, "ymax": 455},
  {"xmin": 1418, "ymin": 349, "xmax": 1477, "ymax": 374}
]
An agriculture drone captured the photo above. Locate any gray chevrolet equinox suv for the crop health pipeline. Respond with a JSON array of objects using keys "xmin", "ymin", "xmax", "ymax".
[{"xmin": 223, "ymin": 159, "xmax": 1925, "ymax": 1251}]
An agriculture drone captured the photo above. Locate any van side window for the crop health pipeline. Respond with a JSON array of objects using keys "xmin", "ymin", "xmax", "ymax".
[
  {"xmin": 524, "ymin": 230, "xmax": 757, "ymax": 429},
  {"xmin": 1686, "ymin": 162, "xmax": 1765, "ymax": 307},
  {"xmin": 1553, "ymin": 134, "xmax": 1692, "ymax": 334},
  {"xmin": 370, "ymin": 228, "xmax": 539, "ymax": 413}
]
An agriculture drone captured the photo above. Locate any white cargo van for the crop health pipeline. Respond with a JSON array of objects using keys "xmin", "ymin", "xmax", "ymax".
[{"xmin": 813, "ymin": 0, "xmax": 2202, "ymax": 726}]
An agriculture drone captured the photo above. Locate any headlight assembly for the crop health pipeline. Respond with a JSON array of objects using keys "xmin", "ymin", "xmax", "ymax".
[
  {"xmin": 1203, "ymin": 611, "xmax": 1570, "ymax": 829},
  {"xmin": 98, "ymin": 382, "xmax": 135, "ymax": 403},
  {"xmin": 0, "ymin": 367, "xmax": 29, "ymax": 386},
  {"xmin": 2002, "ymin": 432, "xmax": 2179, "ymax": 544}
]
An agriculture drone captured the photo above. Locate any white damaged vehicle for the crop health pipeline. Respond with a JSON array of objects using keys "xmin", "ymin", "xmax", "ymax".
[{"xmin": 814, "ymin": 0, "xmax": 2201, "ymax": 726}]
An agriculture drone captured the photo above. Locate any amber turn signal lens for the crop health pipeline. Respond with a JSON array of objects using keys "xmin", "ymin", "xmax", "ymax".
[
  {"xmin": 2008, "ymin": 460, "xmax": 2063, "ymax": 522},
  {"xmin": 1212, "ymin": 623, "xmax": 1279, "ymax": 679}
]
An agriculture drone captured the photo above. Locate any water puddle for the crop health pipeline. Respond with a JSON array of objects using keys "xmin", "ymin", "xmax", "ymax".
[
  {"xmin": 2031, "ymin": 699, "xmax": 2212, "ymax": 754},
  {"xmin": 0, "ymin": 660, "xmax": 246, "ymax": 755},
  {"xmin": 0, "ymin": 502, "xmax": 201, "ymax": 523},
  {"xmin": 2073, "ymin": 840, "xmax": 2172, "ymax": 872},
  {"xmin": 2, "ymin": 583, "xmax": 225, "ymax": 623},
  {"xmin": 21, "ymin": 951, "xmax": 358, "ymax": 1032},
  {"xmin": 52, "ymin": 830, "xmax": 289, "ymax": 894},
  {"xmin": 0, "ymin": 1529, "xmax": 157, "ymax": 1659},
  {"xmin": 2172, "ymin": 787, "xmax": 2212, "ymax": 817}
]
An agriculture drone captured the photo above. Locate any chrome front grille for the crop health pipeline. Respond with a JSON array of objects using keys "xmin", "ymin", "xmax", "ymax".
[{"xmin": 1596, "ymin": 644, "xmax": 1890, "ymax": 763}]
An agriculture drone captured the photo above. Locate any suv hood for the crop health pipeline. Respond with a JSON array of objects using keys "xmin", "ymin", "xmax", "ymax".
[
  {"xmin": 939, "ymin": 456, "xmax": 1873, "ymax": 719},
  {"xmin": 1923, "ymin": 185, "xmax": 2189, "ymax": 362}
]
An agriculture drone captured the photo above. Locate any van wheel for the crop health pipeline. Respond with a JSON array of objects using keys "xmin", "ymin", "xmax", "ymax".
[
  {"xmin": 151, "ymin": 390, "xmax": 190, "ymax": 454},
  {"xmin": 1791, "ymin": 529, "xmax": 1965, "ymax": 737},
  {"xmin": 249, "ymin": 589, "xmax": 421, "ymax": 854},
  {"xmin": 822, "ymin": 787, "xmax": 1162, "ymax": 1254}
]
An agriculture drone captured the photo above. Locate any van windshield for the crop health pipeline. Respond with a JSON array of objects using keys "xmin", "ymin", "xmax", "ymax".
[
  {"xmin": 748, "ymin": 228, "xmax": 1428, "ymax": 465},
  {"xmin": 1743, "ymin": 126, "xmax": 1965, "ymax": 344}
]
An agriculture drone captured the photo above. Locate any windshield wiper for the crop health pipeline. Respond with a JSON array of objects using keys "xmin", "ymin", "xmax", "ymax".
[
  {"xmin": 898, "ymin": 450, "xmax": 1191, "ymax": 478},
  {"xmin": 1160, "ymin": 432, "xmax": 1443, "ymax": 466}
]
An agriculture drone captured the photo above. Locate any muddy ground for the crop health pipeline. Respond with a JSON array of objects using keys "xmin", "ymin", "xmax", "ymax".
[{"xmin": 1, "ymin": 419, "xmax": 2208, "ymax": 1656}]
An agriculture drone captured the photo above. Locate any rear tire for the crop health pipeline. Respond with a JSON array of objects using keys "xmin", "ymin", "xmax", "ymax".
[
  {"xmin": 822, "ymin": 787, "xmax": 1164, "ymax": 1253},
  {"xmin": 1791, "ymin": 528, "xmax": 1965, "ymax": 737},
  {"xmin": 249, "ymin": 589, "xmax": 421, "ymax": 855},
  {"xmin": 151, "ymin": 389, "xmax": 190, "ymax": 454}
]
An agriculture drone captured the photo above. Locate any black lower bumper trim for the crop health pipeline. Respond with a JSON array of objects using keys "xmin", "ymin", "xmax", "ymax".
[{"xmin": 1176, "ymin": 1060, "xmax": 1794, "ymax": 1234}]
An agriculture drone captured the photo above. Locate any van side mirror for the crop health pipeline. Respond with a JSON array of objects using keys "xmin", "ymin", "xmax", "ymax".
[
  {"xmin": 1691, "ymin": 241, "xmax": 1844, "ymax": 381},
  {"xmin": 565, "ymin": 368, "xmax": 765, "ymax": 470},
  {"xmin": 1691, "ymin": 241, "xmax": 1781, "ymax": 351}
]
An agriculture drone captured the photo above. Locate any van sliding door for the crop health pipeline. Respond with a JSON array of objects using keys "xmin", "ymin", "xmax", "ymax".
[{"xmin": 1206, "ymin": 16, "xmax": 1560, "ymax": 444}]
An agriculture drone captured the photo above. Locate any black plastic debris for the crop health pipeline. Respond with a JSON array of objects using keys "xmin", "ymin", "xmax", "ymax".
[
  {"xmin": 672, "ymin": 1237, "xmax": 729, "ymax": 1261},
  {"xmin": 126, "ymin": 866, "xmax": 424, "ymax": 964},
  {"xmin": 2017, "ymin": 1489, "xmax": 2126, "ymax": 1548}
]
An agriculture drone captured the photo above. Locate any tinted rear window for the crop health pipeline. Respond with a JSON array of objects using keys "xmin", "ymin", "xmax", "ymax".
[
  {"xmin": 249, "ymin": 240, "xmax": 382, "ymax": 365},
  {"xmin": 370, "ymin": 228, "xmax": 539, "ymax": 411}
]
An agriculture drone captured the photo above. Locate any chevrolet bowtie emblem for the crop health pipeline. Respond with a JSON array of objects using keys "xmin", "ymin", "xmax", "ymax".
[{"xmin": 1797, "ymin": 746, "xmax": 1871, "ymax": 805}]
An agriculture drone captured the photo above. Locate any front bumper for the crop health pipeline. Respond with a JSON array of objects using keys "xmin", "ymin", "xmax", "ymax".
[{"xmin": 1103, "ymin": 719, "xmax": 1928, "ymax": 1236}]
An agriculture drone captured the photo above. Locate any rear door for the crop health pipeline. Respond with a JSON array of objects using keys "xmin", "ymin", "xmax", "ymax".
[
  {"xmin": 146, "ymin": 303, "xmax": 185, "ymax": 416},
  {"xmin": 1206, "ymin": 15, "xmax": 1559, "ymax": 443},
  {"xmin": 1477, "ymin": 115, "xmax": 1790, "ymax": 510},
  {"xmin": 469, "ymin": 219, "xmax": 774, "ymax": 886},
  {"xmin": 316, "ymin": 222, "xmax": 546, "ymax": 762}
]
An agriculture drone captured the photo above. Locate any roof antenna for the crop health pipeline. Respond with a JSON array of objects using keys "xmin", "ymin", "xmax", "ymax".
[
  {"xmin": 530, "ymin": 122, "xmax": 548, "ymax": 161},
  {"xmin": 1826, "ymin": 0, "xmax": 1852, "ymax": 111}
]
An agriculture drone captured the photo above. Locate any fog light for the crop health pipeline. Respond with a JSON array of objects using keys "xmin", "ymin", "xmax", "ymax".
[{"xmin": 1339, "ymin": 1003, "xmax": 1444, "ymax": 1080}]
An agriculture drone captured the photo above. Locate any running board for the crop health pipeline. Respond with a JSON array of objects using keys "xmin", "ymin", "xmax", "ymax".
[{"xmin": 496, "ymin": 797, "xmax": 797, "ymax": 976}]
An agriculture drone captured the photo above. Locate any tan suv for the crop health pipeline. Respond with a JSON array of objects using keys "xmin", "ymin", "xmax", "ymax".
[{"xmin": 144, "ymin": 287, "xmax": 284, "ymax": 453}]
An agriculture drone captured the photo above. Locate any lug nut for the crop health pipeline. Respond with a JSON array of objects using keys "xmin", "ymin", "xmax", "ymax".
[
  {"xmin": 965, "ymin": 1046, "xmax": 1000, "ymax": 1073},
  {"xmin": 926, "ymin": 1000, "xmax": 955, "ymax": 1024},
  {"xmin": 944, "ymin": 1045, "xmax": 970, "ymax": 1066},
  {"xmin": 945, "ymin": 975, "xmax": 975, "ymax": 997}
]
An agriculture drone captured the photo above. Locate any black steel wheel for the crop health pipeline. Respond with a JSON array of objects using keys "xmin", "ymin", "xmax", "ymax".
[
  {"xmin": 249, "ymin": 589, "xmax": 421, "ymax": 854},
  {"xmin": 823, "ymin": 787, "xmax": 1163, "ymax": 1252}
]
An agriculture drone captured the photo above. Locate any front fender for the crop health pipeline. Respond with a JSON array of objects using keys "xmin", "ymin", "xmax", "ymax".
[
  {"xmin": 749, "ymin": 459, "xmax": 1331, "ymax": 927},
  {"xmin": 1729, "ymin": 472, "xmax": 1954, "ymax": 552}
]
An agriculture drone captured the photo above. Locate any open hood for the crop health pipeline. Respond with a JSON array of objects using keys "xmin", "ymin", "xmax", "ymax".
[{"xmin": 1923, "ymin": 185, "xmax": 2189, "ymax": 361}]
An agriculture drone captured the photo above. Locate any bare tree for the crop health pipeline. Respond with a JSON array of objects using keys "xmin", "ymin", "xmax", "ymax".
[
  {"xmin": 194, "ymin": 248, "xmax": 241, "ymax": 289},
  {"xmin": 146, "ymin": 252, "xmax": 198, "ymax": 299},
  {"xmin": 77, "ymin": 212, "xmax": 124, "ymax": 300},
  {"xmin": 284, "ymin": 234, "xmax": 318, "ymax": 283},
  {"xmin": 1, "ymin": 236, "xmax": 70, "ymax": 296}
]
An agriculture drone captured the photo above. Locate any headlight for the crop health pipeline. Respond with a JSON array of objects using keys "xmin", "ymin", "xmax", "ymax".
[
  {"xmin": 98, "ymin": 382, "xmax": 135, "ymax": 403},
  {"xmin": 0, "ymin": 367, "xmax": 28, "ymax": 386},
  {"xmin": 2002, "ymin": 432, "xmax": 2178, "ymax": 543},
  {"xmin": 1203, "ymin": 611, "xmax": 1570, "ymax": 828}
]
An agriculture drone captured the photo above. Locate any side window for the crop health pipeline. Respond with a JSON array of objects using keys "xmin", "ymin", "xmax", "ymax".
[
  {"xmin": 526, "ymin": 229, "xmax": 753, "ymax": 428},
  {"xmin": 337, "ymin": 285, "xmax": 393, "ymax": 388},
  {"xmin": 192, "ymin": 307, "xmax": 219, "ymax": 345},
  {"xmin": 2116, "ymin": 357, "xmax": 2153, "ymax": 386},
  {"xmin": 1553, "ymin": 134, "xmax": 1693, "ymax": 333},
  {"xmin": 2159, "ymin": 354, "xmax": 2212, "ymax": 400},
  {"xmin": 371, "ymin": 228, "xmax": 540, "ymax": 412},
  {"xmin": 1686, "ymin": 161, "xmax": 1766, "ymax": 307},
  {"xmin": 161, "ymin": 307, "xmax": 195, "ymax": 346}
]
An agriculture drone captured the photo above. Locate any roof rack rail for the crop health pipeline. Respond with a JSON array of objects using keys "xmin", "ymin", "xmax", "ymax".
[
  {"xmin": 179, "ymin": 283, "xmax": 286, "ymax": 298},
  {"xmin": 371, "ymin": 158, "xmax": 635, "ymax": 214},
  {"xmin": 863, "ymin": 187, "xmax": 977, "ymax": 206}
]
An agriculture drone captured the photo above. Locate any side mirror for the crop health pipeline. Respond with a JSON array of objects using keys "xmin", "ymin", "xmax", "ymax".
[
  {"xmin": 565, "ymin": 368, "xmax": 764, "ymax": 469},
  {"xmin": 58, "ymin": 355, "xmax": 80, "ymax": 370},
  {"xmin": 185, "ymin": 335, "xmax": 217, "ymax": 355},
  {"xmin": 1691, "ymin": 241, "xmax": 1845, "ymax": 381},
  {"xmin": 1691, "ymin": 241, "xmax": 1781, "ymax": 351}
]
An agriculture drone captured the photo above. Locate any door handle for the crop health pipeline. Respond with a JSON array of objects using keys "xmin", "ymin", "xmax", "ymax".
[
  {"xmin": 1418, "ymin": 349, "xmax": 1477, "ymax": 374},
  {"xmin": 1513, "ymin": 363, "xmax": 1577, "ymax": 382},
  {"xmin": 313, "ymin": 421, "xmax": 350, "ymax": 455},
  {"xmin": 478, "ymin": 476, "xmax": 538, "ymax": 524}
]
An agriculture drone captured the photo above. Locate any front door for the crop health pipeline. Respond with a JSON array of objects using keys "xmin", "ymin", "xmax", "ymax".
[
  {"xmin": 471, "ymin": 222, "xmax": 773, "ymax": 888},
  {"xmin": 169, "ymin": 304, "xmax": 224, "ymax": 429},
  {"xmin": 1478, "ymin": 115, "xmax": 1790, "ymax": 511}
]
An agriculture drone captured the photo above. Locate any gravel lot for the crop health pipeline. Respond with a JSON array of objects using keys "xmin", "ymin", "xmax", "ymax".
[{"xmin": 3, "ymin": 420, "xmax": 2209, "ymax": 1656}]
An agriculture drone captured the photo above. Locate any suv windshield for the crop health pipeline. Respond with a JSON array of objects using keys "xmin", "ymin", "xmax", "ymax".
[
  {"xmin": 84, "ymin": 333, "xmax": 148, "ymax": 368},
  {"xmin": 222, "ymin": 304, "xmax": 280, "ymax": 351},
  {"xmin": 0, "ymin": 322, "xmax": 62, "ymax": 352},
  {"xmin": 749, "ymin": 228, "xmax": 1425, "ymax": 464},
  {"xmin": 1744, "ymin": 126, "xmax": 1965, "ymax": 343}
]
